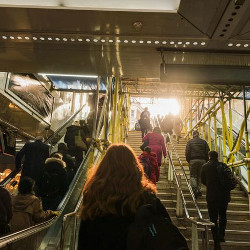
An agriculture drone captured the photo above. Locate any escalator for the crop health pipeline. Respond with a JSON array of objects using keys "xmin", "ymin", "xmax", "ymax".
[{"xmin": 0, "ymin": 103, "xmax": 99, "ymax": 249}]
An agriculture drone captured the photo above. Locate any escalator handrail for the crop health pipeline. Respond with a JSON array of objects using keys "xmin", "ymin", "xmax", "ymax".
[
  {"xmin": 45, "ymin": 104, "xmax": 86, "ymax": 145},
  {"xmin": 0, "ymin": 104, "xmax": 86, "ymax": 187}
]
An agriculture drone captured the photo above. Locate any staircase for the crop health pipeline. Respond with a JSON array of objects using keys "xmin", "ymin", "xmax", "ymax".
[{"xmin": 127, "ymin": 130, "xmax": 250, "ymax": 249}]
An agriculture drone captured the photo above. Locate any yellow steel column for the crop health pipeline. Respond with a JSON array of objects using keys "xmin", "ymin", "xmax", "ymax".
[
  {"xmin": 111, "ymin": 78, "xmax": 119, "ymax": 143},
  {"xmin": 242, "ymin": 86, "xmax": 250, "ymax": 216},
  {"xmin": 208, "ymin": 116, "xmax": 211, "ymax": 149},
  {"xmin": 213, "ymin": 112, "xmax": 218, "ymax": 151},
  {"xmin": 189, "ymin": 98, "xmax": 192, "ymax": 137},
  {"xmin": 202, "ymin": 123, "xmax": 206, "ymax": 140}
]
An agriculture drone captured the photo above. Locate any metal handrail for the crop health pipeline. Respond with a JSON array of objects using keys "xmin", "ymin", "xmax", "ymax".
[{"xmin": 0, "ymin": 104, "xmax": 86, "ymax": 187}]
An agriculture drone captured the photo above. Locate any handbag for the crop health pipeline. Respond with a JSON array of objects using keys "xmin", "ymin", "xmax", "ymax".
[
  {"xmin": 140, "ymin": 139, "xmax": 149, "ymax": 151},
  {"xmin": 75, "ymin": 130, "xmax": 87, "ymax": 151}
]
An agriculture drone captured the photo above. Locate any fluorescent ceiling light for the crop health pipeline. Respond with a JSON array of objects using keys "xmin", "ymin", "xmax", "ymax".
[
  {"xmin": 39, "ymin": 73, "xmax": 98, "ymax": 78},
  {"xmin": 0, "ymin": 0, "xmax": 180, "ymax": 12}
]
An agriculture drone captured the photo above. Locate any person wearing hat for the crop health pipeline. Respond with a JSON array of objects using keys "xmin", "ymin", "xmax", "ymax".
[{"xmin": 185, "ymin": 130, "xmax": 210, "ymax": 199}]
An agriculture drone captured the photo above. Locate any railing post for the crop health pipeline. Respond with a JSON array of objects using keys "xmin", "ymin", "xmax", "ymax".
[
  {"xmin": 176, "ymin": 173, "xmax": 183, "ymax": 217},
  {"xmin": 192, "ymin": 223, "xmax": 199, "ymax": 250},
  {"xmin": 168, "ymin": 150, "xmax": 173, "ymax": 181}
]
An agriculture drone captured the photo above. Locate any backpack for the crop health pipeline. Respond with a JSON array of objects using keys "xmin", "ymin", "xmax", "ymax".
[
  {"xmin": 126, "ymin": 203, "xmax": 188, "ymax": 250},
  {"xmin": 139, "ymin": 155, "xmax": 152, "ymax": 179},
  {"xmin": 217, "ymin": 163, "xmax": 237, "ymax": 191},
  {"xmin": 37, "ymin": 169, "xmax": 60, "ymax": 197},
  {"xmin": 135, "ymin": 121, "xmax": 141, "ymax": 131}
]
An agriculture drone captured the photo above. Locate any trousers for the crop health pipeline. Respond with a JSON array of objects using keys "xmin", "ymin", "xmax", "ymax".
[
  {"xmin": 189, "ymin": 159, "xmax": 206, "ymax": 194},
  {"xmin": 207, "ymin": 201, "xmax": 228, "ymax": 243}
]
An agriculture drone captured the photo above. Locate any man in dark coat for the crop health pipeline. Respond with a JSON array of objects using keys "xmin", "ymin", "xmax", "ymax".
[
  {"xmin": 201, "ymin": 151, "xmax": 234, "ymax": 250},
  {"xmin": 64, "ymin": 121, "xmax": 87, "ymax": 167},
  {"xmin": 161, "ymin": 113, "xmax": 174, "ymax": 143},
  {"xmin": 185, "ymin": 130, "xmax": 210, "ymax": 199},
  {"xmin": 139, "ymin": 107, "xmax": 151, "ymax": 138},
  {"xmin": 15, "ymin": 136, "xmax": 49, "ymax": 182},
  {"xmin": 0, "ymin": 186, "xmax": 12, "ymax": 236}
]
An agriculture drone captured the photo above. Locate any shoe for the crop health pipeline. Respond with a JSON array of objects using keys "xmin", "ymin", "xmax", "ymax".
[
  {"xmin": 219, "ymin": 237, "xmax": 225, "ymax": 242},
  {"xmin": 197, "ymin": 191, "xmax": 202, "ymax": 197}
]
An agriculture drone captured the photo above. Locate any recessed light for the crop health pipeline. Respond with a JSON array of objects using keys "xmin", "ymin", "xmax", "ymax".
[
  {"xmin": 185, "ymin": 41, "xmax": 190, "ymax": 45},
  {"xmin": 170, "ymin": 41, "xmax": 174, "ymax": 45},
  {"xmin": 55, "ymin": 38, "xmax": 60, "ymax": 41},
  {"xmin": 162, "ymin": 41, "xmax": 167, "ymax": 44},
  {"xmin": 86, "ymin": 38, "xmax": 90, "ymax": 42},
  {"xmin": 63, "ymin": 38, "xmax": 67, "ymax": 41},
  {"xmin": 155, "ymin": 41, "xmax": 159, "ymax": 44},
  {"xmin": 71, "ymin": 38, "xmax": 75, "ymax": 41},
  {"xmin": 193, "ymin": 42, "xmax": 198, "ymax": 45},
  {"xmin": 33, "ymin": 37, "xmax": 38, "ymax": 40},
  {"xmin": 93, "ymin": 39, "xmax": 98, "ymax": 42},
  {"xmin": 228, "ymin": 43, "xmax": 233, "ymax": 47},
  {"xmin": 124, "ymin": 40, "xmax": 128, "ymax": 43},
  {"xmin": 10, "ymin": 36, "xmax": 14, "ymax": 39},
  {"xmin": 177, "ymin": 41, "xmax": 182, "ymax": 45},
  {"xmin": 25, "ymin": 37, "xmax": 30, "ymax": 40},
  {"xmin": 132, "ymin": 40, "xmax": 136, "ymax": 43},
  {"xmin": 139, "ymin": 40, "xmax": 144, "ymax": 44},
  {"xmin": 17, "ymin": 36, "xmax": 22, "ymax": 40},
  {"xmin": 236, "ymin": 43, "xmax": 241, "ymax": 47},
  {"xmin": 2, "ymin": 36, "xmax": 7, "ymax": 39},
  {"xmin": 147, "ymin": 41, "xmax": 152, "ymax": 44},
  {"xmin": 40, "ymin": 37, "xmax": 45, "ymax": 40},
  {"xmin": 244, "ymin": 44, "xmax": 249, "ymax": 47},
  {"xmin": 116, "ymin": 39, "xmax": 121, "ymax": 43},
  {"xmin": 78, "ymin": 38, "xmax": 83, "ymax": 42},
  {"xmin": 201, "ymin": 42, "xmax": 206, "ymax": 45},
  {"xmin": 48, "ymin": 37, "xmax": 52, "ymax": 41},
  {"xmin": 101, "ymin": 39, "xmax": 105, "ymax": 42},
  {"xmin": 109, "ymin": 39, "xmax": 113, "ymax": 43}
]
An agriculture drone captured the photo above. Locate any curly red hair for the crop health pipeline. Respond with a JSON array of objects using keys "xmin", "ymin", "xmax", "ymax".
[{"xmin": 81, "ymin": 144, "xmax": 156, "ymax": 220}]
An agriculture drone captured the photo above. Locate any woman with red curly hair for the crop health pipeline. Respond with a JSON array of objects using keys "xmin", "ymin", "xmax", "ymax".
[{"xmin": 78, "ymin": 144, "xmax": 172, "ymax": 250}]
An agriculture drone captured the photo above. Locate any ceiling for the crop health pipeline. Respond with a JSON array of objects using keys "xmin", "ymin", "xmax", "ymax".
[{"xmin": 0, "ymin": 0, "xmax": 250, "ymax": 94}]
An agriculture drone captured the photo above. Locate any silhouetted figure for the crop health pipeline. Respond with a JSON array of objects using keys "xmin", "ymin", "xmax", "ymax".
[
  {"xmin": 173, "ymin": 116, "xmax": 183, "ymax": 143},
  {"xmin": 0, "ymin": 186, "xmax": 12, "ymax": 236},
  {"xmin": 161, "ymin": 113, "xmax": 174, "ymax": 143},
  {"xmin": 139, "ymin": 107, "xmax": 151, "ymax": 138},
  {"xmin": 201, "ymin": 151, "xmax": 237, "ymax": 250},
  {"xmin": 185, "ymin": 130, "xmax": 210, "ymax": 199},
  {"xmin": 15, "ymin": 136, "xmax": 49, "ymax": 183}
]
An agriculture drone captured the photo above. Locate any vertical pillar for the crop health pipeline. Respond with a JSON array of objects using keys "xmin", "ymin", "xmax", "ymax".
[
  {"xmin": 111, "ymin": 78, "xmax": 119, "ymax": 142},
  {"xmin": 208, "ymin": 116, "xmax": 211, "ymax": 149},
  {"xmin": 213, "ymin": 112, "xmax": 217, "ymax": 151},
  {"xmin": 243, "ymin": 85, "xmax": 250, "ymax": 216},
  {"xmin": 92, "ymin": 76, "xmax": 100, "ymax": 139},
  {"xmin": 189, "ymin": 97, "xmax": 193, "ymax": 136}
]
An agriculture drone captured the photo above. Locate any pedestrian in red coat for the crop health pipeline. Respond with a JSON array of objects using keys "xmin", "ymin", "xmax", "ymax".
[{"xmin": 139, "ymin": 147, "xmax": 160, "ymax": 184}]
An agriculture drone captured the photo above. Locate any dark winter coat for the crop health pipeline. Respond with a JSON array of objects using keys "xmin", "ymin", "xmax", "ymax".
[
  {"xmin": 78, "ymin": 193, "xmax": 172, "ymax": 250},
  {"xmin": 161, "ymin": 115, "xmax": 174, "ymax": 133},
  {"xmin": 201, "ymin": 160, "xmax": 231, "ymax": 203},
  {"xmin": 37, "ymin": 157, "xmax": 68, "ymax": 198},
  {"xmin": 0, "ymin": 186, "xmax": 12, "ymax": 236},
  {"xmin": 64, "ymin": 125, "xmax": 87, "ymax": 148},
  {"xmin": 185, "ymin": 135, "xmax": 210, "ymax": 163},
  {"xmin": 15, "ymin": 140, "xmax": 49, "ymax": 182}
]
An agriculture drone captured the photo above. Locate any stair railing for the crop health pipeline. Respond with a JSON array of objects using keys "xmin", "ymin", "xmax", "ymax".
[{"xmin": 156, "ymin": 118, "xmax": 214, "ymax": 250}]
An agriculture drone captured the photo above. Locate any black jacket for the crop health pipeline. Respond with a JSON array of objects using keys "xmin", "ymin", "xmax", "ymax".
[
  {"xmin": 185, "ymin": 135, "xmax": 210, "ymax": 163},
  {"xmin": 78, "ymin": 193, "xmax": 173, "ymax": 250},
  {"xmin": 201, "ymin": 160, "xmax": 231, "ymax": 203},
  {"xmin": 64, "ymin": 125, "xmax": 86, "ymax": 148},
  {"xmin": 15, "ymin": 140, "xmax": 49, "ymax": 182},
  {"xmin": 37, "ymin": 157, "xmax": 69, "ymax": 197}
]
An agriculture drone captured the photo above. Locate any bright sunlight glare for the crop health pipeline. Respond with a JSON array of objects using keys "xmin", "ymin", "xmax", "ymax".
[{"xmin": 141, "ymin": 98, "xmax": 180, "ymax": 117}]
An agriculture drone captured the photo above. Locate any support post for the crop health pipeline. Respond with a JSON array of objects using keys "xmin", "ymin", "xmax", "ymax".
[
  {"xmin": 189, "ymin": 98, "xmax": 193, "ymax": 137},
  {"xmin": 92, "ymin": 76, "xmax": 100, "ymax": 139},
  {"xmin": 192, "ymin": 223, "xmax": 199, "ymax": 250},
  {"xmin": 176, "ymin": 173, "xmax": 183, "ymax": 217},
  {"xmin": 243, "ymin": 85, "xmax": 250, "ymax": 217},
  {"xmin": 208, "ymin": 116, "xmax": 211, "ymax": 149},
  {"xmin": 111, "ymin": 78, "xmax": 119, "ymax": 142},
  {"xmin": 168, "ymin": 151, "xmax": 173, "ymax": 181},
  {"xmin": 213, "ymin": 112, "xmax": 217, "ymax": 151}
]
